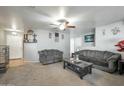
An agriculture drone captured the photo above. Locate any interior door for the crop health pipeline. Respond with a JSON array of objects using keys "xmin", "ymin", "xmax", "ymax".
[{"xmin": 6, "ymin": 32, "xmax": 23, "ymax": 59}]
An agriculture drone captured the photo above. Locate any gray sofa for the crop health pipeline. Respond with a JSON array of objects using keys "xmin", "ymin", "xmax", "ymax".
[
  {"xmin": 74, "ymin": 50, "xmax": 121, "ymax": 73},
  {"xmin": 38, "ymin": 49, "xmax": 63, "ymax": 65}
]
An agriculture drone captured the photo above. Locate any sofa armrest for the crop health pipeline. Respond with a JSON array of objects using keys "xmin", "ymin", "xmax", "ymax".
[
  {"xmin": 107, "ymin": 59, "xmax": 118, "ymax": 73},
  {"xmin": 38, "ymin": 51, "xmax": 43, "ymax": 55},
  {"xmin": 107, "ymin": 54, "xmax": 121, "ymax": 62},
  {"xmin": 107, "ymin": 54, "xmax": 121, "ymax": 72}
]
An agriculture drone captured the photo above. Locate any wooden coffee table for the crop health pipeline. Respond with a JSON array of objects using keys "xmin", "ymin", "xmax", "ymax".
[{"xmin": 63, "ymin": 58, "xmax": 93, "ymax": 79}]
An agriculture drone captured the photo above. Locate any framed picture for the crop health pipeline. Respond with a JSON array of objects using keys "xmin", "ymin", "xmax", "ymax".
[
  {"xmin": 49, "ymin": 33, "xmax": 52, "ymax": 39},
  {"xmin": 84, "ymin": 34, "xmax": 94, "ymax": 42},
  {"xmin": 61, "ymin": 34, "xmax": 64, "ymax": 39},
  {"xmin": 111, "ymin": 27, "xmax": 120, "ymax": 35},
  {"xmin": 55, "ymin": 32, "xmax": 59, "ymax": 42},
  {"xmin": 102, "ymin": 29, "xmax": 106, "ymax": 36}
]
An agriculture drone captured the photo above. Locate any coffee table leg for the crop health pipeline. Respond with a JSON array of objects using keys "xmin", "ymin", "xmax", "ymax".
[{"xmin": 80, "ymin": 76, "xmax": 83, "ymax": 79}]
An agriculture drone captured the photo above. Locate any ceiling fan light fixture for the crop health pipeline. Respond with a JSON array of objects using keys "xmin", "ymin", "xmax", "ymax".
[
  {"xmin": 12, "ymin": 32, "xmax": 17, "ymax": 35},
  {"xmin": 59, "ymin": 24, "xmax": 65, "ymax": 30}
]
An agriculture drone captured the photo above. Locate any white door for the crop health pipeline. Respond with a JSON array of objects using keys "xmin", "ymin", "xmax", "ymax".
[{"xmin": 7, "ymin": 33, "xmax": 23, "ymax": 59}]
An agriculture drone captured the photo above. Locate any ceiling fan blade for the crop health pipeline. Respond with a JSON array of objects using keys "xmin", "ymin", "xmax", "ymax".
[
  {"xmin": 53, "ymin": 27, "xmax": 58, "ymax": 29},
  {"xmin": 50, "ymin": 24, "xmax": 59, "ymax": 26},
  {"xmin": 67, "ymin": 26, "xmax": 76, "ymax": 28}
]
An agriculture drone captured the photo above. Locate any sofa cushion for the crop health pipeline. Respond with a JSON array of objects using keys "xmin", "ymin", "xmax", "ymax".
[
  {"xmin": 79, "ymin": 55, "xmax": 89, "ymax": 62},
  {"xmin": 46, "ymin": 56, "xmax": 54, "ymax": 60},
  {"xmin": 88, "ymin": 57, "xmax": 108, "ymax": 67},
  {"xmin": 43, "ymin": 50, "xmax": 48, "ymax": 55},
  {"xmin": 82, "ymin": 50, "xmax": 88, "ymax": 56},
  {"xmin": 79, "ymin": 50, "xmax": 105, "ymax": 60},
  {"xmin": 79, "ymin": 55, "xmax": 108, "ymax": 67},
  {"xmin": 87, "ymin": 50, "xmax": 96, "ymax": 58},
  {"xmin": 94, "ymin": 51, "xmax": 104, "ymax": 60}
]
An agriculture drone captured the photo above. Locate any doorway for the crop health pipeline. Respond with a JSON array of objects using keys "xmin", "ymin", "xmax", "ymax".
[{"xmin": 6, "ymin": 31, "xmax": 23, "ymax": 59}]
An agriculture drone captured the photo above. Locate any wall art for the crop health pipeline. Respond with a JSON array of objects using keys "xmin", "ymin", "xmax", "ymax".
[
  {"xmin": 55, "ymin": 32, "xmax": 59, "ymax": 42},
  {"xmin": 61, "ymin": 34, "xmax": 64, "ymax": 40},
  {"xmin": 84, "ymin": 34, "xmax": 95, "ymax": 42},
  {"xmin": 111, "ymin": 27, "xmax": 120, "ymax": 35},
  {"xmin": 102, "ymin": 29, "xmax": 106, "ymax": 36},
  {"xmin": 49, "ymin": 33, "xmax": 52, "ymax": 39}
]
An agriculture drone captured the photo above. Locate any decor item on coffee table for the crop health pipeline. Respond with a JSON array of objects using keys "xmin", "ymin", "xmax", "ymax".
[
  {"xmin": 74, "ymin": 50, "xmax": 121, "ymax": 73},
  {"xmin": 118, "ymin": 59, "xmax": 124, "ymax": 74},
  {"xmin": 38, "ymin": 49, "xmax": 63, "ymax": 65},
  {"xmin": 0, "ymin": 45, "xmax": 9, "ymax": 73},
  {"xmin": 63, "ymin": 58, "xmax": 93, "ymax": 79}
]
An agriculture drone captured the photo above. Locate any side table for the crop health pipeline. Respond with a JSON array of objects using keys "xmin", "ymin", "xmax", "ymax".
[{"xmin": 118, "ymin": 59, "xmax": 124, "ymax": 74}]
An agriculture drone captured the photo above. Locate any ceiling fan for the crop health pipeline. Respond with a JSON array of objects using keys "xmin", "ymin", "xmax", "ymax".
[{"xmin": 50, "ymin": 19, "xmax": 76, "ymax": 31}]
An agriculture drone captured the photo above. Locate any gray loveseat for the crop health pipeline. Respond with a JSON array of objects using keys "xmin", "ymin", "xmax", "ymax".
[
  {"xmin": 74, "ymin": 50, "xmax": 121, "ymax": 73},
  {"xmin": 38, "ymin": 49, "xmax": 63, "ymax": 65}
]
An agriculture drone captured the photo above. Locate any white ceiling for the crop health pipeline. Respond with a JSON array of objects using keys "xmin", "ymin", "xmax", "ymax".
[{"xmin": 0, "ymin": 6, "xmax": 124, "ymax": 32}]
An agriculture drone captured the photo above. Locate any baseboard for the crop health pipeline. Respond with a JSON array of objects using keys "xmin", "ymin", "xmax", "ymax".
[
  {"xmin": 10, "ymin": 58, "xmax": 22, "ymax": 60},
  {"xmin": 23, "ymin": 60, "xmax": 39, "ymax": 63}
]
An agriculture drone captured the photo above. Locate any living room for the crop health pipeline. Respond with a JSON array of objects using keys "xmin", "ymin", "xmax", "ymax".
[{"xmin": 1, "ymin": 6, "xmax": 124, "ymax": 86}]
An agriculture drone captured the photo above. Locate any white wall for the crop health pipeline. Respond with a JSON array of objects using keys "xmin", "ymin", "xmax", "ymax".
[
  {"xmin": 95, "ymin": 21, "xmax": 124, "ymax": 58},
  {"xmin": 70, "ymin": 28, "xmax": 95, "ymax": 53},
  {"xmin": 24, "ymin": 29, "xmax": 70, "ymax": 62},
  {"xmin": 0, "ymin": 29, "xmax": 6, "ymax": 45}
]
